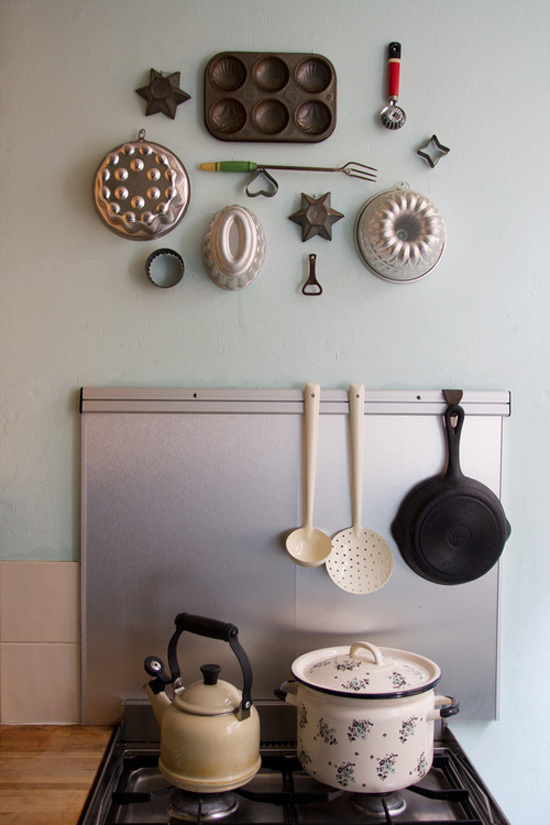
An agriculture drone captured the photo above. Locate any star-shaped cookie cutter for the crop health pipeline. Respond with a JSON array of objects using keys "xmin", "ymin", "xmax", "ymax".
[{"xmin": 416, "ymin": 134, "xmax": 450, "ymax": 168}]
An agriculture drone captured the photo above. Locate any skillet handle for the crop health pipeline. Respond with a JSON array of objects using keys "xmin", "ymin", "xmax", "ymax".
[{"xmin": 444, "ymin": 404, "xmax": 465, "ymax": 479}]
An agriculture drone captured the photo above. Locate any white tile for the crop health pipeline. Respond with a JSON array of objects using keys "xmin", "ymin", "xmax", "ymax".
[
  {"xmin": 0, "ymin": 561, "xmax": 79, "ymax": 643},
  {"xmin": 1, "ymin": 643, "xmax": 80, "ymax": 724}
]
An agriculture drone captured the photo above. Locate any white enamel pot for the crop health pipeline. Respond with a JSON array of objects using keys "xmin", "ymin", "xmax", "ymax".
[{"xmin": 275, "ymin": 641, "xmax": 458, "ymax": 794}]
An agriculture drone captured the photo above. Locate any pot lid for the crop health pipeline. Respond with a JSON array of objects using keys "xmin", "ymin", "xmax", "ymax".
[
  {"xmin": 291, "ymin": 642, "xmax": 441, "ymax": 698},
  {"xmin": 174, "ymin": 664, "xmax": 243, "ymax": 715}
]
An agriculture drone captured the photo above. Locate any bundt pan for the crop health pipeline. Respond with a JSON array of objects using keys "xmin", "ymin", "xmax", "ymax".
[
  {"xmin": 354, "ymin": 185, "xmax": 446, "ymax": 283},
  {"xmin": 391, "ymin": 404, "xmax": 511, "ymax": 585}
]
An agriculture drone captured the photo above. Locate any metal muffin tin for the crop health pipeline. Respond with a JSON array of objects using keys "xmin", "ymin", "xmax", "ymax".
[{"xmin": 204, "ymin": 51, "xmax": 337, "ymax": 143}]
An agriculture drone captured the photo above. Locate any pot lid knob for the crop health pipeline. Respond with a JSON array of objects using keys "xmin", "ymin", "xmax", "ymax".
[
  {"xmin": 201, "ymin": 663, "xmax": 221, "ymax": 685},
  {"xmin": 350, "ymin": 641, "xmax": 385, "ymax": 666}
]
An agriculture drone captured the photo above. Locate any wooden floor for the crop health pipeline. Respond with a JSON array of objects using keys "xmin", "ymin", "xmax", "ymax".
[{"xmin": 0, "ymin": 725, "xmax": 113, "ymax": 825}]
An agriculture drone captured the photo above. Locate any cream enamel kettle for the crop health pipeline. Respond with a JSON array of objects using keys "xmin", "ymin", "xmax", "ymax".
[{"xmin": 144, "ymin": 612, "xmax": 261, "ymax": 793}]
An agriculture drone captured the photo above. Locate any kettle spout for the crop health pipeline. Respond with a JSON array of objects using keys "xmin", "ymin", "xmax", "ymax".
[{"xmin": 145, "ymin": 681, "xmax": 171, "ymax": 727}]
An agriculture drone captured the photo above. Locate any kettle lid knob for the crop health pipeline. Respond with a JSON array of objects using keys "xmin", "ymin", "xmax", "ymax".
[{"xmin": 201, "ymin": 663, "xmax": 221, "ymax": 685}]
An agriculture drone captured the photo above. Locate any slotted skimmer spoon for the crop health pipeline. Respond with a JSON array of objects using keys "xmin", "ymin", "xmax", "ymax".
[
  {"xmin": 286, "ymin": 383, "xmax": 332, "ymax": 568},
  {"xmin": 326, "ymin": 384, "xmax": 393, "ymax": 593},
  {"xmin": 380, "ymin": 42, "xmax": 406, "ymax": 130}
]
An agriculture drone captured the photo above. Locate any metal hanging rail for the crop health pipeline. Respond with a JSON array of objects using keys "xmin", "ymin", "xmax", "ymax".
[{"xmin": 80, "ymin": 387, "xmax": 511, "ymax": 417}]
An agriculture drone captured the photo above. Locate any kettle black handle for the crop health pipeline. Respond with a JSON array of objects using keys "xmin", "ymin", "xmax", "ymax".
[
  {"xmin": 174, "ymin": 612, "xmax": 238, "ymax": 642},
  {"xmin": 162, "ymin": 612, "xmax": 253, "ymax": 719}
]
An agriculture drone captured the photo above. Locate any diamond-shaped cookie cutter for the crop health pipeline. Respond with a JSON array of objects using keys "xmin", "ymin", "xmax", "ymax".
[{"xmin": 417, "ymin": 134, "xmax": 450, "ymax": 168}]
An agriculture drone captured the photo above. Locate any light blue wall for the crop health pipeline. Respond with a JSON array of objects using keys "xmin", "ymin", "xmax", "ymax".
[{"xmin": 2, "ymin": 1, "xmax": 549, "ymax": 820}]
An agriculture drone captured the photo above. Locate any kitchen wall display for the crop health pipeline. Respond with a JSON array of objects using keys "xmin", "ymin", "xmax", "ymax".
[
  {"xmin": 93, "ymin": 130, "xmax": 191, "ymax": 240},
  {"xmin": 204, "ymin": 51, "xmax": 337, "ymax": 143},
  {"xmin": 136, "ymin": 68, "xmax": 191, "ymax": 119}
]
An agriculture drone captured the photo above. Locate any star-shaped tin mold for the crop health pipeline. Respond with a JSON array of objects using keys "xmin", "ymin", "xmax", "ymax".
[
  {"xmin": 289, "ymin": 192, "xmax": 344, "ymax": 241},
  {"xmin": 136, "ymin": 69, "xmax": 191, "ymax": 119}
]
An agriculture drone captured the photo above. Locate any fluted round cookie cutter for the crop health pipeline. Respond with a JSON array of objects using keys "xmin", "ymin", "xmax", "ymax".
[
  {"xmin": 145, "ymin": 248, "xmax": 185, "ymax": 288},
  {"xmin": 93, "ymin": 130, "xmax": 191, "ymax": 240}
]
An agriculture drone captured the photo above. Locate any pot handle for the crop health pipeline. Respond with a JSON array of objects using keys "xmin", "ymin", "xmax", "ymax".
[
  {"xmin": 429, "ymin": 695, "xmax": 460, "ymax": 720},
  {"xmin": 349, "ymin": 641, "xmax": 385, "ymax": 666},
  {"xmin": 274, "ymin": 679, "xmax": 298, "ymax": 706}
]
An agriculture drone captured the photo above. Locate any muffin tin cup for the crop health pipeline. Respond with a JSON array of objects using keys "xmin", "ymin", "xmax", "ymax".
[{"xmin": 204, "ymin": 51, "xmax": 337, "ymax": 143}]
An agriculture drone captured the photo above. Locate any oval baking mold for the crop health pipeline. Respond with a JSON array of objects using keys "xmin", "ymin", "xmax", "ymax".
[{"xmin": 204, "ymin": 52, "xmax": 337, "ymax": 143}]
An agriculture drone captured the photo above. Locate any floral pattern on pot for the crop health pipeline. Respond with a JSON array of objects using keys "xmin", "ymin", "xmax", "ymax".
[
  {"xmin": 298, "ymin": 704, "xmax": 308, "ymax": 729},
  {"xmin": 317, "ymin": 717, "xmax": 338, "ymax": 745},
  {"xmin": 311, "ymin": 658, "xmax": 333, "ymax": 671},
  {"xmin": 298, "ymin": 746, "xmax": 311, "ymax": 767},
  {"xmin": 390, "ymin": 671, "xmax": 408, "ymax": 690},
  {"xmin": 333, "ymin": 760, "xmax": 356, "ymax": 787},
  {"xmin": 409, "ymin": 750, "xmax": 428, "ymax": 779},
  {"xmin": 398, "ymin": 715, "xmax": 418, "ymax": 743},
  {"xmin": 347, "ymin": 719, "xmax": 374, "ymax": 742},
  {"xmin": 342, "ymin": 676, "xmax": 371, "ymax": 692},
  {"xmin": 374, "ymin": 752, "xmax": 399, "ymax": 781},
  {"xmin": 335, "ymin": 659, "xmax": 362, "ymax": 673}
]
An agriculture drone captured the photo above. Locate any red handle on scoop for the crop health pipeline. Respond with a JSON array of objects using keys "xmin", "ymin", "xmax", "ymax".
[{"xmin": 387, "ymin": 42, "xmax": 402, "ymax": 100}]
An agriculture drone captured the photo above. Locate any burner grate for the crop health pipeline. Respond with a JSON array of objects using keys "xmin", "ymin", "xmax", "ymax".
[
  {"xmin": 78, "ymin": 707, "xmax": 509, "ymax": 825},
  {"xmin": 88, "ymin": 751, "xmax": 495, "ymax": 825}
]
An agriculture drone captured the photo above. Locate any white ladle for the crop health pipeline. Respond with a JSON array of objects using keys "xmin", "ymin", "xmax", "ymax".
[
  {"xmin": 286, "ymin": 383, "xmax": 332, "ymax": 567},
  {"xmin": 326, "ymin": 383, "xmax": 393, "ymax": 593}
]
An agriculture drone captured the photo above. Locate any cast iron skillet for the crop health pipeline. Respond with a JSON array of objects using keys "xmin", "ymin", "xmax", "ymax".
[{"xmin": 391, "ymin": 404, "xmax": 511, "ymax": 585}]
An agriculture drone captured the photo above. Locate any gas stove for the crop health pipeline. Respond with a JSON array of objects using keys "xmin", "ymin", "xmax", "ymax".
[{"xmin": 79, "ymin": 702, "xmax": 509, "ymax": 825}]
